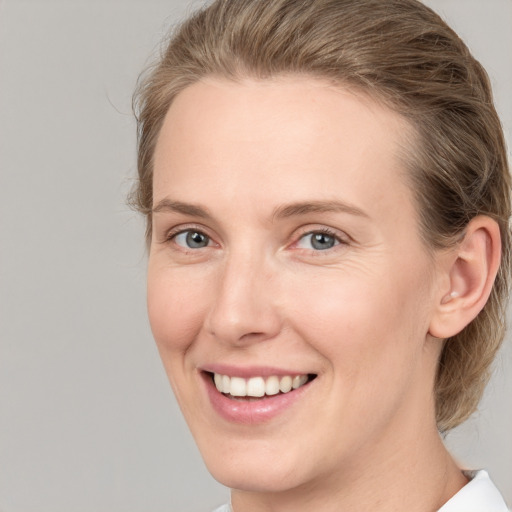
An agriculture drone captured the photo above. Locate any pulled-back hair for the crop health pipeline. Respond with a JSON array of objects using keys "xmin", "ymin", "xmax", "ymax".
[{"xmin": 131, "ymin": 0, "xmax": 511, "ymax": 431}]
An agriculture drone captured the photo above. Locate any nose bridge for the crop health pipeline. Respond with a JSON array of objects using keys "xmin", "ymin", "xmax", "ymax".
[{"xmin": 205, "ymin": 245, "xmax": 281, "ymax": 344}]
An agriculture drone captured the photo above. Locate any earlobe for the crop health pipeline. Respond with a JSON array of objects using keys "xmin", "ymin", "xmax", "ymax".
[{"xmin": 429, "ymin": 216, "xmax": 501, "ymax": 339}]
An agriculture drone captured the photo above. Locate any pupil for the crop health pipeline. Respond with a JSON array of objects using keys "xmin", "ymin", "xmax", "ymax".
[
  {"xmin": 312, "ymin": 233, "xmax": 335, "ymax": 250},
  {"xmin": 186, "ymin": 231, "xmax": 208, "ymax": 248}
]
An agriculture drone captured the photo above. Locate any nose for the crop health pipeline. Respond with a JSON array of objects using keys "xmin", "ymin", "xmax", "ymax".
[{"xmin": 204, "ymin": 249, "xmax": 282, "ymax": 346}]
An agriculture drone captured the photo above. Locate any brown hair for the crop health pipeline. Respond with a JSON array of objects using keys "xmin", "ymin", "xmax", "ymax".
[{"xmin": 131, "ymin": 0, "xmax": 511, "ymax": 431}]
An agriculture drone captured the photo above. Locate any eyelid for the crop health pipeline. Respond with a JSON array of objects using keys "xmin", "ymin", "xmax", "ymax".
[
  {"xmin": 297, "ymin": 231, "xmax": 340, "ymax": 248},
  {"xmin": 292, "ymin": 225, "xmax": 351, "ymax": 244},
  {"xmin": 174, "ymin": 231, "xmax": 211, "ymax": 249},
  {"xmin": 157, "ymin": 222, "xmax": 350, "ymax": 252},
  {"xmin": 161, "ymin": 223, "xmax": 219, "ymax": 246},
  {"xmin": 288, "ymin": 225, "xmax": 352, "ymax": 255}
]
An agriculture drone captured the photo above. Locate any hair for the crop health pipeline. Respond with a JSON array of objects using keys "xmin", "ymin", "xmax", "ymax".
[{"xmin": 131, "ymin": 0, "xmax": 511, "ymax": 431}]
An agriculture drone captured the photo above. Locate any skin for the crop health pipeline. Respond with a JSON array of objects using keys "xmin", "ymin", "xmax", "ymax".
[{"xmin": 147, "ymin": 76, "xmax": 469, "ymax": 511}]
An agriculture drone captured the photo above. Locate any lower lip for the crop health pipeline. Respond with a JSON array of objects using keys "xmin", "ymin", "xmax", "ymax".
[{"xmin": 202, "ymin": 373, "xmax": 313, "ymax": 424}]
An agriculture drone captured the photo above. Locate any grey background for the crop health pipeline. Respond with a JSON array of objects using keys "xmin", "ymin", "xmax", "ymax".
[{"xmin": 0, "ymin": 1, "xmax": 510, "ymax": 511}]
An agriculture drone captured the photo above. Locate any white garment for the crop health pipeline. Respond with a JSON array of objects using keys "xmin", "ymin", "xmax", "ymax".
[
  {"xmin": 211, "ymin": 506, "xmax": 230, "ymax": 512},
  {"xmin": 438, "ymin": 470, "xmax": 509, "ymax": 511},
  {"xmin": 211, "ymin": 470, "xmax": 509, "ymax": 511}
]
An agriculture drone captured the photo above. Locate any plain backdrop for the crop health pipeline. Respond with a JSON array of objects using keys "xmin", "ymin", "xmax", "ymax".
[{"xmin": 0, "ymin": 1, "xmax": 510, "ymax": 511}]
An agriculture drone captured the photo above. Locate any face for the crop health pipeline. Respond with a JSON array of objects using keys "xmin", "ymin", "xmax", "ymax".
[{"xmin": 148, "ymin": 77, "xmax": 444, "ymax": 494}]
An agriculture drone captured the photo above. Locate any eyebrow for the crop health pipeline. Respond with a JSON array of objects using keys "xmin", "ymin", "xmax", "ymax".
[
  {"xmin": 152, "ymin": 198, "xmax": 368, "ymax": 221},
  {"xmin": 272, "ymin": 200, "xmax": 369, "ymax": 221},
  {"xmin": 152, "ymin": 199, "xmax": 211, "ymax": 218}
]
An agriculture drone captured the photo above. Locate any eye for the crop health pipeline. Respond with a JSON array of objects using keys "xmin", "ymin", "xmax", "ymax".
[
  {"xmin": 296, "ymin": 230, "xmax": 340, "ymax": 251},
  {"xmin": 173, "ymin": 230, "xmax": 211, "ymax": 249}
]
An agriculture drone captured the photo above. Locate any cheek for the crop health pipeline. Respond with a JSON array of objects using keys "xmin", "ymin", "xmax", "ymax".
[
  {"xmin": 147, "ymin": 266, "xmax": 210, "ymax": 354},
  {"xmin": 287, "ymin": 263, "xmax": 432, "ymax": 372}
]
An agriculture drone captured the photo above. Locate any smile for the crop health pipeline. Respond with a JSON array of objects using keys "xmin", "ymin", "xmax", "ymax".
[
  {"xmin": 202, "ymin": 369, "xmax": 317, "ymax": 423},
  {"xmin": 213, "ymin": 373, "xmax": 310, "ymax": 398}
]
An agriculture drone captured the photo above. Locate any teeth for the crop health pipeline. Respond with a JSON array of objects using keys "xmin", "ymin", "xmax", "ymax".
[
  {"xmin": 214, "ymin": 373, "xmax": 222, "ymax": 390},
  {"xmin": 230, "ymin": 377, "xmax": 247, "ymax": 397},
  {"xmin": 279, "ymin": 375, "xmax": 293, "ymax": 393},
  {"xmin": 212, "ymin": 373, "xmax": 311, "ymax": 397},
  {"xmin": 222, "ymin": 374, "xmax": 230, "ymax": 394},
  {"xmin": 265, "ymin": 376, "xmax": 280, "ymax": 396},
  {"xmin": 293, "ymin": 375, "xmax": 308, "ymax": 389},
  {"xmin": 247, "ymin": 376, "xmax": 265, "ymax": 397}
]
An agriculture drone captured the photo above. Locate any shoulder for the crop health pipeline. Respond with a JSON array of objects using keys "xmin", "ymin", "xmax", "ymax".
[{"xmin": 438, "ymin": 470, "xmax": 509, "ymax": 512}]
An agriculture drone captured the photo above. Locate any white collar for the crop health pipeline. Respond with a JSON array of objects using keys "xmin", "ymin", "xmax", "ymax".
[{"xmin": 438, "ymin": 470, "xmax": 509, "ymax": 511}]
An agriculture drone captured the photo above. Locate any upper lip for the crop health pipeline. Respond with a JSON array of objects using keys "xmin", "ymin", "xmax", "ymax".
[{"xmin": 200, "ymin": 364, "xmax": 314, "ymax": 378}]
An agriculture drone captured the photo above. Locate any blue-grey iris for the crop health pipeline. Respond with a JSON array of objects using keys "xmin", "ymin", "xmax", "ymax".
[
  {"xmin": 311, "ymin": 233, "xmax": 336, "ymax": 250},
  {"xmin": 187, "ymin": 231, "xmax": 209, "ymax": 248}
]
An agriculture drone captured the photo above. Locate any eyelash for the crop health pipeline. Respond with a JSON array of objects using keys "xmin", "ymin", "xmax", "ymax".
[
  {"xmin": 164, "ymin": 225, "xmax": 215, "ymax": 250},
  {"xmin": 163, "ymin": 225, "xmax": 349, "ymax": 253},
  {"xmin": 293, "ymin": 227, "xmax": 348, "ymax": 252}
]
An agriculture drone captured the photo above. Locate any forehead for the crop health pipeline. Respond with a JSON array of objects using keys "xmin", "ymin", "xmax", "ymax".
[
  {"xmin": 153, "ymin": 76, "xmax": 416, "ymax": 226},
  {"xmin": 156, "ymin": 76, "xmax": 410, "ymax": 158}
]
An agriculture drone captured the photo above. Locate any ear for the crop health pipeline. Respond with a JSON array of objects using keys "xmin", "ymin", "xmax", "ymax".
[{"xmin": 429, "ymin": 216, "xmax": 501, "ymax": 339}]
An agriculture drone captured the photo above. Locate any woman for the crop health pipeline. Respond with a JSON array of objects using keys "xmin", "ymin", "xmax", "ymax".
[{"xmin": 131, "ymin": 0, "xmax": 511, "ymax": 510}]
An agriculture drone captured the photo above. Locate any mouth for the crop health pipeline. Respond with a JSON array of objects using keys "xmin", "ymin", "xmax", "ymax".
[
  {"xmin": 209, "ymin": 372, "xmax": 316, "ymax": 400},
  {"xmin": 200, "ymin": 366, "xmax": 318, "ymax": 423}
]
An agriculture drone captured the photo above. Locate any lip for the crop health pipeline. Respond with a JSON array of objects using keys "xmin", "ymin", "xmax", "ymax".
[
  {"xmin": 202, "ymin": 363, "xmax": 310, "ymax": 379},
  {"xmin": 199, "ymin": 367, "xmax": 315, "ymax": 424}
]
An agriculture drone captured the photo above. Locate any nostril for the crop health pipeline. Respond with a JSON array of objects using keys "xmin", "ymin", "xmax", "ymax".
[{"xmin": 239, "ymin": 331, "xmax": 271, "ymax": 343}]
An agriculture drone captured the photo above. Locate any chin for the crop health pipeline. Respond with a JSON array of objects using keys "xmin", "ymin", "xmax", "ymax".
[
  {"xmin": 199, "ymin": 439, "xmax": 312, "ymax": 493},
  {"xmin": 208, "ymin": 463, "xmax": 306, "ymax": 494}
]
